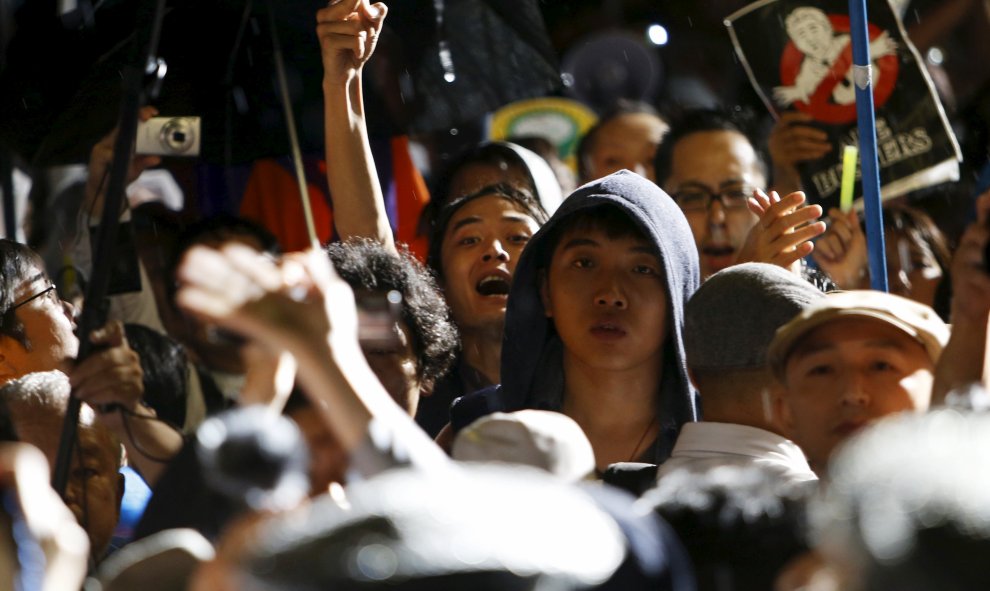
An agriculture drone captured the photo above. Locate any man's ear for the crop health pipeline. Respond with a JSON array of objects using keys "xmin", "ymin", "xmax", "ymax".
[
  {"xmin": 774, "ymin": 388, "xmax": 796, "ymax": 437},
  {"xmin": 539, "ymin": 269, "xmax": 552, "ymax": 318},
  {"xmin": 0, "ymin": 345, "xmax": 19, "ymax": 384}
]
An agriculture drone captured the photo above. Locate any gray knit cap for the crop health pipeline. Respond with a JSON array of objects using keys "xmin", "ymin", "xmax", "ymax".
[{"xmin": 684, "ymin": 263, "xmax": 824, "ymax": 371}]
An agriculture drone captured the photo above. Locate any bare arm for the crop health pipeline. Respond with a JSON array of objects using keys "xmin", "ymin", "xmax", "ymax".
[
  {"xmin": 317, "ymin": 0, "xmax": 395, "ymax": 252},
  {"xmin": 0, "ymin": 443, "xmax": 89, "ymax": 591},
  {"xmin": 932, "ymin": 191, "xmax": 990, "ymax": 404},
  {"xmin": 812, "ymin": 208, "xmax": 870, "ymax": 289},
  {"xmin": 176, "ymin": 245, "xmax": 448, "ymax": 473}
]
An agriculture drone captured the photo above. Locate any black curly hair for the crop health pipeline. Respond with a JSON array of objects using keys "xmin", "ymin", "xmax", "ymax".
[{"xmin": 326, "ymin": 239, "xmax": 458, "ymax": 389}]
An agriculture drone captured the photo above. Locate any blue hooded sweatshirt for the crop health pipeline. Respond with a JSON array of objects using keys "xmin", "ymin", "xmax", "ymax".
[{"xmin": 453, "ymin": 170, "xmax": 700, "ymax": 463}]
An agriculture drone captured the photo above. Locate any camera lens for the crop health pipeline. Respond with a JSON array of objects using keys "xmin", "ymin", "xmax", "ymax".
[{"xmin": 159, "ymin": 118, "xmax": 196, "ymax": 154}]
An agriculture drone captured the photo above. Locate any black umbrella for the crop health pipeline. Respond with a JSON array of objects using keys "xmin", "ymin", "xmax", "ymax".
[{"xmin": 0, "ymin": 0, "xmax": 561, "ymax": 166}]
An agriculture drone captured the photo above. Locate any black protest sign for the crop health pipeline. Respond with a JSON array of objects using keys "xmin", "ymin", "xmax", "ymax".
[{"xmin": 725, "ymin": 0, "xmax": 961, "ymax": 210}]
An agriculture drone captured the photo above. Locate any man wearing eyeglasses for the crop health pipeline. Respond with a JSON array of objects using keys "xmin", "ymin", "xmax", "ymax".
[
  {"xmin": 0, "ymin": 239, "xmax": 181, "ymax": 488},
  {"xmin": 654, "ymin": 109, "xmax": 825, "ymax": 281},
  {"xmin": 0, "ymin": 242, "xmax": 80, "ymax": 378}
]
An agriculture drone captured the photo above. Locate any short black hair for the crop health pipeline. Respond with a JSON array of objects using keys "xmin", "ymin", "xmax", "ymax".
[
  {"xmin": 537, "ymin": 204, "xmax": 651, "ymax": 271},
  {"xmin": 124, "ymin": 323, "xmax": 189, "ymax": 429},
  {"xmin": 653, "ymin": 108, "xmax": 768, "ymax": 187},
  {"xmin": 0, "ymin": 239, "xmax": 47, "ymax": 348},
  {"xmin": 165, "ymin": 215, "xmax": 281, "ymax": 305},
  {"xmin": 418, "ymin": 142, "xmax": 543, "ymax": 240},
  {"xmin": 426, "ymin": 183, "xmax": 548, "ymax": 281},
  {"xmin": 645, "ymin": 465, "xmax": 813, "ymax": 591},
  {"xmin": 327, "ymin": 239, "xmax": 458, "ymax": 389},
  {"xmin": 577, "ymin": 99, "xmax": 664, "ymax": 182}
]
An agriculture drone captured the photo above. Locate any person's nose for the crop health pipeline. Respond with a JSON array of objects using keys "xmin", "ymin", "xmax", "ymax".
[
  {"xmin": 707, "ymin": 198, "xmax": 727, "ymax": 225},
  {"xmin": 62, "ymin": 299, "xmax": 77, "ymax": 322},
  {"xmin": 594, "ymin": 273, "xmax": 627, "ymax": 309},
  {"xmin": 481, "ymin": 239, "xmax": 510, "ymax": 263},
  {"xmin": 840, "ymin": 372, "xmax": 870, "ymax": 407}
]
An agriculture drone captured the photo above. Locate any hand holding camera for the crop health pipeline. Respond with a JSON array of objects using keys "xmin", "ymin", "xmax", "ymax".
[{"xmin": 135, "ymin": 116, "xmax": 201, "ymax": 157}]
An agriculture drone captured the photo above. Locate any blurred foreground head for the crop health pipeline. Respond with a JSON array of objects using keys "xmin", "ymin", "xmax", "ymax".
[
  {"xmin": 815, "ymin": 408, "xmax": 990, "ymax": 591},
  {"xmin": 235, "ymin": 465, "xmax": 626, "ymax": 590},
  {"xmin": 644, "ymin": 464, "xmax": 813, "ymax": 591},
  {"xmin": 0, "ymin": 370, "xmax": 124, "ymax": 559},
  {"xmin": 452, "ymin": 410, "xmax": 596, "ymax": 482}
]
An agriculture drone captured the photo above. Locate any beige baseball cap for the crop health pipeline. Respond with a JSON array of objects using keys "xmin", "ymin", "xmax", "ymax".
[
  {"xmin": 768, "ymin": 290, "xmax": 950, "ymax": 377},
  {"xmin": 452, "ymin": 410, "xmax": 595, "ymax": 482}
]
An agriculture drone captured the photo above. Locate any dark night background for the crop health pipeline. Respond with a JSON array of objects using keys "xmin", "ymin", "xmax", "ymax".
[{"xmin": 1, "ymin": 0, "xmax": 988, "ymax": 236}]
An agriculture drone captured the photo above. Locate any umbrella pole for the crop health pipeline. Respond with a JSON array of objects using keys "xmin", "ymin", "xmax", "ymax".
[
  {"xmin": 52, "ymin": 0, "xmax": 168, "ymax": 496},
  {"xmin": 848, "ymin": 0, "xmax": 888, "ymax": 292},
  {"xmin": 266, "ymin": 1, "xmax": 320, "ymax": 250},
  {"xmin": 1, "ymin": 149, "xmax": 15, "ymax": 239}
]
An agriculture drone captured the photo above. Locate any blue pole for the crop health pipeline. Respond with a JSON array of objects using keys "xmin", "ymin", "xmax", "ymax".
[{"xmin": 848, "ymin": 0, "xmax": 888, "ymax": 292}]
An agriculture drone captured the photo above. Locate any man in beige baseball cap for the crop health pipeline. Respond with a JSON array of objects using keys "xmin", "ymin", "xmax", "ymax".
[{"xmin": 768, "ymin": 290, "xmax": 949, "ymax": 473}]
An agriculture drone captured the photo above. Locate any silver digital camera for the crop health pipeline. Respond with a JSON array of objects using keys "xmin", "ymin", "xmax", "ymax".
[{"xmin": 135, "ymin": 116, "xmax": 201, "ymax": 156}]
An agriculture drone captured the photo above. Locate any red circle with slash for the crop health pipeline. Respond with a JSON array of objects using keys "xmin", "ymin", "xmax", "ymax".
[{"xmin": 778, "ymin": 15, "xmax": 899, "ymax": 124}]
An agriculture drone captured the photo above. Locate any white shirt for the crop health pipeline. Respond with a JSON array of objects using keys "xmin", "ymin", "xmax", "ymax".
[{"xmin": 656, "ymin": 422, "xmax": 817, "ymax": 484}]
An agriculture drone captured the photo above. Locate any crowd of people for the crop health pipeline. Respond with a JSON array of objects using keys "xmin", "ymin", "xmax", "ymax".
[{"xmin": 2, "ymin": 0, "xmax": 990, "ymax": 590}]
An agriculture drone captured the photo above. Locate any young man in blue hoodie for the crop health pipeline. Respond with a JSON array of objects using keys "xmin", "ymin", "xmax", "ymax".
[{"xmin": 456, "ymin": 170, "xmax": 700, "ymax": 470}]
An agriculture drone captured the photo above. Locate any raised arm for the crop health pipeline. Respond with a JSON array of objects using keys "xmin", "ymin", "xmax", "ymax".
[
  {"xmin": 316, "ymin": 0, "xmax": 395, "ymax": 252},
  {"xmin": 932, "ymin": 191, "xmax": 990, "ymax": 404},
  {"xmin": 175, "ymin": 244, "xmax": 448, "ymax": 476}
]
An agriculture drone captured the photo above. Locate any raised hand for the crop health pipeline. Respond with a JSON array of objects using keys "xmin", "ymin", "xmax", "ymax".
[
  {"xmin": 83, "ymin": 106, "xmax": 161, "ymax": 219},
  {"xmin": 736, "ymin": 189, "xmax": 825, "ymax": 270},
  {"xmin": 932, "ymin": 190, "xmax": 990, "ymax": 405},
  {"xmin": 69, "ymin": 319, "xmax": 182, "ymax": 483},
  {"xmin": 176, "ymin": 244, "xmax": 357, "ymax": 359},
  {"xmin": 768, "ymin": 112, "xmax": 831, "ymax": 195},
  {"xmin": 812, "ymin": 207, "xmax": 868, "ymax": 289},
  {"xmin": 69, "ymin": 320, "xmax": 144, "ymax": 428},
  {"xmin": 316, "ymin": 0, "xmax": 388, "ymax": 86}
]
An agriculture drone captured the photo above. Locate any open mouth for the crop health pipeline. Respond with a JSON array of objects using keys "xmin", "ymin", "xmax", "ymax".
[
  {"xmin": 702, "ymin": 245, "xmax": 735, "ymax": 258},
  {"xmin": 476, "ymin": 275, "xmax": 511, "ymax": 297}
]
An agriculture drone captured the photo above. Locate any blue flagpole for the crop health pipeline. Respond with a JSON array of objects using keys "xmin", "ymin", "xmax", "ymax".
[{"xmin": 849, "ymin": 0, "xmax": 888, "ymax": 292}]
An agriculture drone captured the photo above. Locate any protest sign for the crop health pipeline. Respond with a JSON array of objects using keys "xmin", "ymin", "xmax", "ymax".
[{"xmin": 725, "ymin": 0, "xmax": 961, "ymax": 210}]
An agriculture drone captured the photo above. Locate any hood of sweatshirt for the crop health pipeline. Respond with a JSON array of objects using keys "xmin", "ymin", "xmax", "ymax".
[{"xmin": 498, "ymin": 170, "xmax": 700, "ymax": 461}]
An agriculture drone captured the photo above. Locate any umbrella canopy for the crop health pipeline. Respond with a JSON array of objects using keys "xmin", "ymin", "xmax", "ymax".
[{"xmin": 0, "ymin": 0, "xmax": 561, "ymax": 165}]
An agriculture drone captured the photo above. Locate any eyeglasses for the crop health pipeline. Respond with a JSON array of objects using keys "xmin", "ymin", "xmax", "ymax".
[
  {"xmin": 673, "ymin": 184, "xmax": 755, "ymax": 213},
  {"xmin": 8, "ymin": 284, "xmax": 59, "ymax": 314}
]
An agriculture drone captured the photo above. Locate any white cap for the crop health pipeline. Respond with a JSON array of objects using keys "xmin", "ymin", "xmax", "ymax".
[{"xmin": 452, "ymin": 410, "xmax": 595, "ymax": 482}]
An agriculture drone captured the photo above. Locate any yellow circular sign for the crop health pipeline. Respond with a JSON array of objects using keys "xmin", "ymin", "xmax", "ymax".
[{"xmin": 490, "ymin": 97, "xmax": 598, "ymax": 173}]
